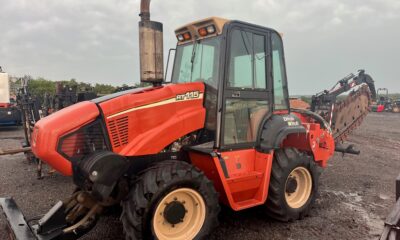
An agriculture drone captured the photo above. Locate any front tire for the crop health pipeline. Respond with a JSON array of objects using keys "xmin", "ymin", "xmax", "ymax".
[
  {"xmin": 121, "ymin": 160, "xmax": 220, "ymax": 240},
  {"xmin": 264, "ymin": 148, "xmax": 320, "ymax": 221}
]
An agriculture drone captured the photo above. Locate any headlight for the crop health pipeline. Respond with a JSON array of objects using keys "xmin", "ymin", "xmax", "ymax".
[{"xmin": 58, "ymin": 120, "xmax": 108, "ymax": 162}]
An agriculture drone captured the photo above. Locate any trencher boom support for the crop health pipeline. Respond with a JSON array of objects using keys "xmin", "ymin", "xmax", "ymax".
[{"xmin": 1, "ymin": 1, "xmax": 376, "ymax": 239}]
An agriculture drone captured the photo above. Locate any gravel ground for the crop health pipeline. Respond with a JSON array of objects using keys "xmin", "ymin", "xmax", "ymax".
[{"xmin": 1, "ymin": 112, "xmax": 399, "ymax": 240}]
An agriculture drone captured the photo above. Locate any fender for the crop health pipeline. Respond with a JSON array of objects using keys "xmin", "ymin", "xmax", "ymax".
[
  {"xmin": 258, "ymin": 113, "xmax": 306, "ymax": 151},
  {"xmin": 74, "ymin": 151, "xmax": 129, "ymax": 201}
]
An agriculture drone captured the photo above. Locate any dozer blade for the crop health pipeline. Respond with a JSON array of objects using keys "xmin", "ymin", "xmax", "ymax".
[
  {"xmin": 331, "ymin": 85, "xmax": 372, "ymax": 142},
  {"xmin": 0, "ymin": 198, "xmax": 36, "ymax": 240},
  {"xmin": 0, "ymin": 197, "xmax": 68, "ymax": 240},
  {"xmin": 1, "ymin": 191, "xmax": 102, "ymax": 240}
]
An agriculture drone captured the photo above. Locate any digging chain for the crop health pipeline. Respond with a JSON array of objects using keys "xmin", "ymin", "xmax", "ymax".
[{"xmin": 329, "ymin": 85, "xmax": 372, "ymax": 143}]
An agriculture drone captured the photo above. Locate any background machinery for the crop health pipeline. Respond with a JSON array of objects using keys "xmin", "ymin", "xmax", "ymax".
[
  {"xmin": 0, "ymin": 67, "xmax": 21, "ymax": 126},
  {"xmin": 371, "ymin": 88, "xmax": 392, "ymax": 112},
  {"xmin": 0, "ymin": 1, "xmax": 376, "ymax": 239},
  {"xmin": 393, "ymin": 99, "xmax": 400, "ymax": 113},
  {"xmin": 16, "ymin": 78, "xmax": 98, "ymax": 178},
  {"xmin": 53, "ymin": 83, "xmax": 97, "ymax": 112}
]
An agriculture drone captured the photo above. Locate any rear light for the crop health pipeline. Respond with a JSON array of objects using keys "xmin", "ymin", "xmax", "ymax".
[{"xmin": 58, "ymin": 120, "xmax": 108, "ymax": 162}]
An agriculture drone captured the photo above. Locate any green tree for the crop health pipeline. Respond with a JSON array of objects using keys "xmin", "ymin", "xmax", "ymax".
[
  {"xmin": 93, "ymin": 83, "xmax": 116, "ymax": 95},
  {"xmin": 27, "ymin": 78, "xmax": 56, "ymax": 97}
]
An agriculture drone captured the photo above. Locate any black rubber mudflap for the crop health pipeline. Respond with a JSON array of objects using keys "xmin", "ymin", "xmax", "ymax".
[{"xmin": 0, "ymin": 198, "xmax": 36, "ymax": 240}]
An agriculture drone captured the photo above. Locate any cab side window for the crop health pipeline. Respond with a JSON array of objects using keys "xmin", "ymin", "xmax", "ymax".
[
  {"xmin": 271, "ymin": 33, "xmax": 288, "ymax": 110},
  {"xmin": 228, "ymin": 29, "xmax": 266, "ymax": 89},
  {"xmin": 223, "ymin": 29, "xmax": 269, "ymax": 145}
]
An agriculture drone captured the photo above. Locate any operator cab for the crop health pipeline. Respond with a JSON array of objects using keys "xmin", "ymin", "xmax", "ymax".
[{"xmin": 171, "ymin": 17, "xmax": 290, "ymax": 149}]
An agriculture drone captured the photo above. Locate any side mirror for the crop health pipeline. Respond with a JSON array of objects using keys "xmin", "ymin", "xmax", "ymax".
[{"xmin": 164, "ymin": 48, "xmax": 176, "ymax": 83}]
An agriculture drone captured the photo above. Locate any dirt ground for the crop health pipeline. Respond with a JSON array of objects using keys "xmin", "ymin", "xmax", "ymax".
[{"xmin": 0, "ymin": 112, "xmax": 399, "ymax": 240}]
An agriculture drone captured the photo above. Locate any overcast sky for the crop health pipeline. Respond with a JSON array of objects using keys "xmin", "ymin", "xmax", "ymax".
[{"xmin": 1, "ymin": 0, "xmax": 399, "ymax": 94}]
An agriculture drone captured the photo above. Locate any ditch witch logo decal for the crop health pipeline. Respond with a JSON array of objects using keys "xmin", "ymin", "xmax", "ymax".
[{"xmin": 283, "ymin": 116, "xmax": 300, "ymax": 127}]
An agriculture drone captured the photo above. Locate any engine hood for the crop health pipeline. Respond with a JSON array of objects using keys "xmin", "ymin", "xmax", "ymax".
[
  {"xmin": 99, "ymin": 82, "xmax": 206, "ymax": 156},
  {"xmin": 31, "ymin": 101, "xmax": 100, "ymax": 175},
  {"xmin": 31, "ymin": 82, "xmax": 206, "ymax": 176}
]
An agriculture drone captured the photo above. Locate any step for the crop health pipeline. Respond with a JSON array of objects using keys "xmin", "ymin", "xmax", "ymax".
[{"xmin": 226, "ymin": 171, "xmax": 263, "ymax": 194}]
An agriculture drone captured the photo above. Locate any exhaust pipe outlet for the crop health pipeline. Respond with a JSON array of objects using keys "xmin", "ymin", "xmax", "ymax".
[
  {"xmin": 140, "ymin": 0, "xmax": 150, "ymax": 21},
  {"xmin": 139, "ymin": 0, "xmax": 164, "ymax": 84}
]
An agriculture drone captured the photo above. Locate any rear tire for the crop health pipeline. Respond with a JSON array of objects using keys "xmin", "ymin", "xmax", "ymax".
[
  {"xmin": 264, "ymin": 148, "xmax": 320, "ymax": 221},
  {"xmin": 121, "ymin": 160, "xmax": 220, "ymax": 240}
]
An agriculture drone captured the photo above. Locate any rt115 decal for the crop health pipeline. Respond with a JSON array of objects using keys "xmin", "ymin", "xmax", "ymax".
[{"xmin": 176, "ymin": 91, "xmax": 201, "ymax": 101}]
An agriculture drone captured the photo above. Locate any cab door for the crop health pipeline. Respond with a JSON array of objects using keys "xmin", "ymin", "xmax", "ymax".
[
  {"xmin": 220, "ymin": 26, "xmax": 271, "ymax": 149},
  {"xmin": 209, "ymin": 26, "xmax": 273, "ymax": 209}
]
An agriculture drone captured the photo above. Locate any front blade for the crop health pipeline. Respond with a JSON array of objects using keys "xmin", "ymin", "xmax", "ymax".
[{"xmin": 0, "ymin": 198, "xmax": 36, "ymax": 240}]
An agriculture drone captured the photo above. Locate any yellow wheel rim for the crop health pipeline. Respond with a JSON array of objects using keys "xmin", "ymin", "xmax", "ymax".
[
  {"xmin": 285, "ymin": 167, "xmax": 312, "ymax": 209},
  {"xmin": 153, "ymin": 188, "xmax": 206, "ymax": 240}
]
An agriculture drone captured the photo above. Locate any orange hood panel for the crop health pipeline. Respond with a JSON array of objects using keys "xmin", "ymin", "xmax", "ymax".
[
  {"xmin": 31, "ymin": 101, "xmax": 100, "ymax": 175},
  {"xmin": 31, "ymin": 82, "xmax": 206, "ymax": 176}
]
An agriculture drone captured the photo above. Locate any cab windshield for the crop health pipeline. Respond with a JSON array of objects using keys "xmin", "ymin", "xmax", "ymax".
[{"xmin": 171, "ymin": 37, "xmax": 221, "ymax": 88}]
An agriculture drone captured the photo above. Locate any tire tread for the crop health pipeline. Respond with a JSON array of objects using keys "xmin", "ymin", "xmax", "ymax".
[
  {"xmin": 121, "ymin": 160, "xmax": 219, "ymax": 240},
  {"xmin": 264, "ymin": 148, "xmax": 319, "ymax": 222}
]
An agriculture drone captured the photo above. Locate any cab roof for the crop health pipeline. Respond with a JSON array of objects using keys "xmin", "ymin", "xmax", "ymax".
[{"xmin": 174, "ymin": 17, "xmax": 230, "ymax": 44}]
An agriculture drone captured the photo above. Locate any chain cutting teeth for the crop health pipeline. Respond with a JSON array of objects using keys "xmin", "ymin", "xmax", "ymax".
[{"xmin": 330, "ymin": 85, "xmax": 371, "ymax": 143}]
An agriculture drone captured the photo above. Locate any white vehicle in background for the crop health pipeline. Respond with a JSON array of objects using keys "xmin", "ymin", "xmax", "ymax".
[{"xmin": 0, "ymin": 67, "xmax": 21, "ymax": 126}]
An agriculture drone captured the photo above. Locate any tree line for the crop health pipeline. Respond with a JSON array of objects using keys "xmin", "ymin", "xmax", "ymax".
[{"xmin": 12, "ymin": 77, "xmax": 140, "ymax": 97}]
